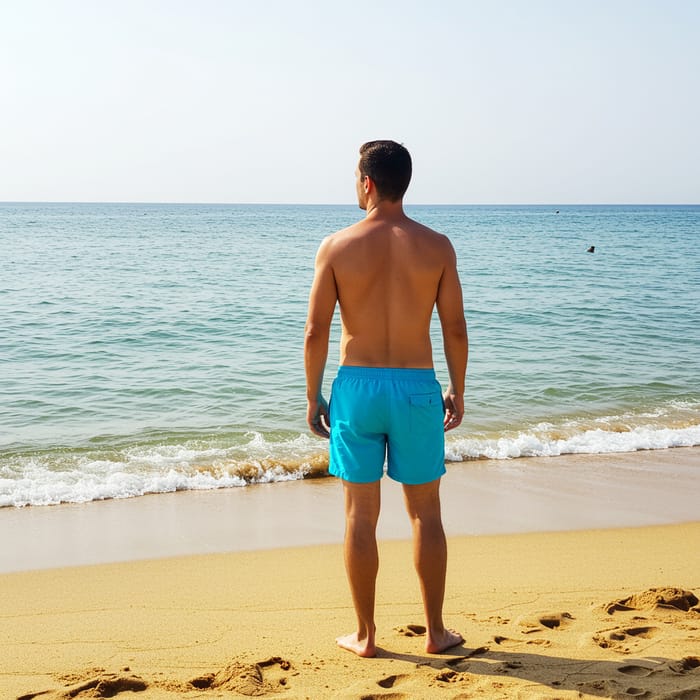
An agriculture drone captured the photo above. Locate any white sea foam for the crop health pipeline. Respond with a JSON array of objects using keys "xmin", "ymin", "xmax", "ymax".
[
  {"xmin": 0, "ymin": 432, "xmax": 326, "ymax": 508},
  {"xmin": 2, "ymin": 422, "xmax": 699, "ymax": 507},
  {"xmin": 445, "ymin": 424, "xmax": 700, "ymax": 462}
]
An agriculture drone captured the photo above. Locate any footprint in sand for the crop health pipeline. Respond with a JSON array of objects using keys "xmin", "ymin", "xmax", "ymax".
[
  {"xmin": 483, "ymin": 615, "xmax": 510, "ymax": 625},
  {"xmin": 617, "ymin": 664, "xmax": 658, "ymax": 677},
  {"xmin": 190, "ymin": 656, "xmax": 292, "ymax": 694},
  {"xmin": 668, "ymin": 656, "xmax": 700, "ymax": 674},
  {"xmin": 18, "ymin": 672, "xmax": 149, "ymax": 700},
  {"xmin": 493, "ymin": 634, "xmax": 551, "ymax": 648},
  {"xmin": 435, "ymin": 668, "xmax": 465, "ymax": 683},
  {"xmin": 604, "ymin": 587, "xmax": 699, "ymax": 615},
  {"xmin": 594, "ymin": 625, "xmax": 659, "ymax": 653},
  {"xmin": 517, "ymin": 611, "xmax": 574, "ymax": 633},
  {"xmin": 394, "ymin": 624, "xmax": 426, "ymax": 637},
  {"xmin": 337, "ymin": 676, "xmax": 411, "ymax": 700},
  {"xmin": 443, "ymin": 646, "xmax": 490, "ymax": 672},
  {"xmin": 376, "ymin": 673, "xmax": 410, "ymax": 689},
  {"xmin": 577, "ymin": 678, "xmax": 653, "ymax": 698},
  {"xmin": 665, "ymin": 691, "xmax": 700, "ymax": 700},
  {"xmin": 498, "ymin": 661, "xmax": 524, "ymax": 672}
]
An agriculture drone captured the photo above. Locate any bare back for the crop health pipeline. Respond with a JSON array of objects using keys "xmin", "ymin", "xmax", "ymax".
[
  {"xmin": 324, "ymin": 213, "xmax": 456, "ymax": 368},
  {"xmin": 305, "ymin": 144, "xmax": 467, "ymax": 439}
]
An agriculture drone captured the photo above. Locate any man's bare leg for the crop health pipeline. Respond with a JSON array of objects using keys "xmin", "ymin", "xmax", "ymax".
[
  {"xmin": 403, "ymin": 478, "xmax": 463, "ymax": 653},
  {"xmin": 336, "ymin": 479, "xmax": 381, "ymax": 657}
]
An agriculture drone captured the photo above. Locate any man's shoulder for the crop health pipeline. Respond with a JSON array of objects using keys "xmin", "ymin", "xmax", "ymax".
[
  {"xmin": 412, "ymin": 219, "xmax": 450, "ymax": 240},
  {"xmin": 315, "ymin": 224, "xmax": 361, "ymax": 265},
  {"xmin": 333, "ymin": 218, "xmax": 372, "ymax": 236},
  {"xmin": 405, "ymin": 219, "xmax": 455, "ymax": 251},
  {"xmin": 322, "ymin": 220, "xmax": 370, "ymax": 249}
]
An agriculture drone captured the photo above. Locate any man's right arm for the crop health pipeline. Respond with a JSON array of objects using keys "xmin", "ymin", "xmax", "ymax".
[
  {"xmin": 304, "ymin": 237, "xmax": 338, "ymax": 438},
  {"xmin": 436, "ymin": 239, "xmax": 468, "ymax": 431}
]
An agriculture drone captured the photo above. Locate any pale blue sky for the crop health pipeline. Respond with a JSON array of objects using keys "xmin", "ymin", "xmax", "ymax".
[{"xmin": 2, "ymin": 1, "xmax": 698, "ymax": 203}]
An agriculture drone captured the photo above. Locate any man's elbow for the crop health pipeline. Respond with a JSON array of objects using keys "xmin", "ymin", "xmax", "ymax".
[
  {"xmin": 443, "ymin": 318, "xmax": 468, "ymax": 343},
  {"xmin": 304, "ymin": 321, "xmax": 330, "ymax": 344}
]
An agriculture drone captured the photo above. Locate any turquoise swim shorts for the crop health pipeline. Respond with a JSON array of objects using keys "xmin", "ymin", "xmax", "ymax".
[{"xmin": 328, "ymin": 366, "xmax": 446, "ymax": 484}]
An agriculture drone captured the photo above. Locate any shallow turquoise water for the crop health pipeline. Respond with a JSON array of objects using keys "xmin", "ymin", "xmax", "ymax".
[{"xmin": 1, "ymin": 203, "xmax": 698, "ymax": 506}]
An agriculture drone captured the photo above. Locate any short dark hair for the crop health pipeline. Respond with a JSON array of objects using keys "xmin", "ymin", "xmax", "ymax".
[{"xmin": 358, "ymin": 140, "xmax": 412, "ymax": 202}]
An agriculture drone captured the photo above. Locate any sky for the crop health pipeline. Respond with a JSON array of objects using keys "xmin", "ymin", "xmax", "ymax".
[{"xmin": 1, "ymin": 1, "xmax": 699, "ymax": 204}]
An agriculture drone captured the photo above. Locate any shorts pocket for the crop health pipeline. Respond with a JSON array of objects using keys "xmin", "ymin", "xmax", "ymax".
[
  {"xmin": 409, "ymin": 393, "xmax": 440, "ymax": 407},
  {"xmin": 409, "ymin": 392, "xmax": 443, "ymax": 433}
]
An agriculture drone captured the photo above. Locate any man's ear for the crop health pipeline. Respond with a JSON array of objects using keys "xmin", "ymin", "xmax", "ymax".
[{"xmin": 363, "ymin": 175, "xmax": 373, "ymax": 194}]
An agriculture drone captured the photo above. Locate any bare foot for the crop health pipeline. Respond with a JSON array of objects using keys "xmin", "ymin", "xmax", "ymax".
[
  {"xmin": 426, "ymin": 628, "xmax": 464, "ymax": 654},
  {"xmin": 336, "ymin": 632, "xmax": 377, "ymax": 658}
]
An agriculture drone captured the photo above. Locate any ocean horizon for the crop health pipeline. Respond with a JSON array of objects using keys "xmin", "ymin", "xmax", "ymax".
[{"xmin": 3, "ymin": 201, "xmax": 699, "ymax": 206}]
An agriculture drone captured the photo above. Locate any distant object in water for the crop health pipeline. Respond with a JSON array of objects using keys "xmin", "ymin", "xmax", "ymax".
[
  {"xmin": 555, "ymin": 209, "xmax": 560, "ymax": 214},
  {"xmin": 587, "ymin": 246, "xmax": 595, "ymax": 253}
]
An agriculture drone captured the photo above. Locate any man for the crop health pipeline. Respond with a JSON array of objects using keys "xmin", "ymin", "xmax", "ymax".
[{"xmin": 304, "ymin": 140, "xmax": 468, "ymax": 658}]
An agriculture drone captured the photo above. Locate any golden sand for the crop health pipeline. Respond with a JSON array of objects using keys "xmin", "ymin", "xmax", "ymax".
[{"xmin": 2, "ymin": 521, "xmax": 699, "ymax": 699}]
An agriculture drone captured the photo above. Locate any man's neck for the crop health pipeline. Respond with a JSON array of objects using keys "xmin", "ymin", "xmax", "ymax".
[{"xmin": 365, "ymin": 198, "xmax": 405, "ymax": 219}]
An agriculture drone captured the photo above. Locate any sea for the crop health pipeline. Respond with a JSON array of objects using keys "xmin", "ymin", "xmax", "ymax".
[{"xmin": 1, "ymin": 203, "xmax": 699, "ymax": 508}]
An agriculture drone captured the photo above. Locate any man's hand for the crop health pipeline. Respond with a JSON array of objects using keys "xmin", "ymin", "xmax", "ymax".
[
  {"xmin": 443, "ymin": 390, "xmax": 464, "ymax": 432},
  {"xmin": 307, "ymin": 397, "xmax": 330, "ymax": 438}
]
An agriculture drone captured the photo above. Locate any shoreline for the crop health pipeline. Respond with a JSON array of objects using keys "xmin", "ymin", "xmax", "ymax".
[{"xmin": 1, "ymin": 446, "xmax": 698, "ymax": 574}]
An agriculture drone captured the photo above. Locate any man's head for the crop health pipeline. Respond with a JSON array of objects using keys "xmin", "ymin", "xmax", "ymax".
[{"xmin": 357, "ymin": 140, "xmax": 412, "ymax": 207}]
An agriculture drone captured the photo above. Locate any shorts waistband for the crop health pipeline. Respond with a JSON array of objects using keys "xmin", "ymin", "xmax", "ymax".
[{"xmin": 336, "ymin": 366, "xmax": 436, "ymax": 382}]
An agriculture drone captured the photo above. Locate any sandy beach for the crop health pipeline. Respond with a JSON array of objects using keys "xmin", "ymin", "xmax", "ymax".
[{"xmin": 1, "ymin": 448, "xmax": 699, "ymax": 699}]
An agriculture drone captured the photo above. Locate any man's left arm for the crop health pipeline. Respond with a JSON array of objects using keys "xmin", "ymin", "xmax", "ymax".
[
  {"xmin": 304, "ymin": 238, "xmax": 337, "ymax": 438},
  {"xmin": 436, "ymin": 239, "xmax": 468, "ymax": 431}
]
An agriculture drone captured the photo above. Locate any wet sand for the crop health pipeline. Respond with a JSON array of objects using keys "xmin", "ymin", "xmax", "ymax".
[{"xmin": 1, "ymin": 447, "xmax": 698, "ymax": 573}]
